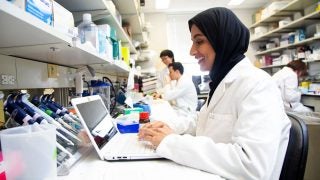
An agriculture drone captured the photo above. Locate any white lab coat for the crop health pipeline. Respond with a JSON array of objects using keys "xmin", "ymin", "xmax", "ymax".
[
  {"xmin": 272, "ymin": 66, "xmax": 312, "ymax": 112},
  {"xmin": 156, "ymin": 67, "xmax": 171, "ymax": 92},
  {"xmin": 161, "ymin": 74, "xmax": 198, "ymax": 112},
  {"xmin": 156, "ymin": 58, "xmax": 291, "ymax": 180}
]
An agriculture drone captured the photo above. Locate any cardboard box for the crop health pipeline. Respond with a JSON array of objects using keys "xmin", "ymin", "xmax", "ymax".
[{"xmin": 53, "ymin": 1, "xmax": 74, "ymax": 36}]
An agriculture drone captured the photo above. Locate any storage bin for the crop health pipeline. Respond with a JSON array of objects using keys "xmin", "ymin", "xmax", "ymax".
[{"xmin": 0, "ymin": 124, "xmax": 57, "ymax": 179}]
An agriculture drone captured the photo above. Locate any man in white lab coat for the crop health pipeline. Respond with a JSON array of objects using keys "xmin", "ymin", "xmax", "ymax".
[
  {"xmin": 272, "ymin": 60, "xmax": 312, "ymax": 112},
  {"xmin": 153, "ymin": 62, "xmax": 198, "ymax": 112}
]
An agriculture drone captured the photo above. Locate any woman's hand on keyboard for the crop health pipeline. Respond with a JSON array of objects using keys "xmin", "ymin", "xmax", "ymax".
[{"xmin": 138, "ymin": 121, "xmax": 173, "ymax": 147}]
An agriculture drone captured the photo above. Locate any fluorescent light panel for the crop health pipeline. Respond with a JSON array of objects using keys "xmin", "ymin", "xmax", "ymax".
[
  {"xmin": 228, "ymin": 0, "xmax": 245, "ymax": 6},
  {"xmin": 155, "ymin": 0, "xmax": 170, "ymax": 9}
]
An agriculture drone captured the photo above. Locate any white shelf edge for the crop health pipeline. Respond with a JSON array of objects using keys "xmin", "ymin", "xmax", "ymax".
[
  {"xmin": 251, "ymin": 10, "xmax": 320, "ymax": 42},
  {"xmin": 260, "ymin": 59, "xmax": 320, "ymax": 69},
  {"xmin": 0, "ymin": 1, "xmax": 72, "ymax": 47},
  {"xmin": 250, "ymin": 0, "xmax": 318, "ymax": 28},
  {"xmin": 0, "ymin": 0, "xmax": 133, "ymax": 75},
  {"xmin": 255, "ymin": 36, "xmax": 320, "ymax": 56}
]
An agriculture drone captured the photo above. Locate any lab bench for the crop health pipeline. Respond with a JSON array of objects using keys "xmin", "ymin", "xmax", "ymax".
[
  {"xmin": 58, "ymin": 100, "xmax": 223, "ymax": 180},
  {"xmin": 57, "ymin": 148, "xmax": 224, "ymax": 180},
  {"xmin": 301, "ymin": 94, "xmax": 320, "ymax": 112}
]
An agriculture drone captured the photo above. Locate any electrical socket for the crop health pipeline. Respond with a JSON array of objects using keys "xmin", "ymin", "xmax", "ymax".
[{"xmin": 1, "ymin": 74, "xmax": 15, "ymax": 85}]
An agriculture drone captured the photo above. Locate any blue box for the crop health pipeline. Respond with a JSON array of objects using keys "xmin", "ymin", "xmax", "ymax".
[
  {"xmin": 133, "ymin": 103, "xmax": 151, "ymax": 114},
  {"xmin": 25, "ymin": 0, "xmax": 53, "ymax": 26},
  {"xmin": 117, "ymin": 121, "xmax": 139, "ymax": 133}
]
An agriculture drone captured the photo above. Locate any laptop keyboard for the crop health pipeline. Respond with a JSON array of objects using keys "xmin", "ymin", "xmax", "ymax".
[{"xmin": 111, "ymin": 134, "xmax": 156, "ymax": 154}]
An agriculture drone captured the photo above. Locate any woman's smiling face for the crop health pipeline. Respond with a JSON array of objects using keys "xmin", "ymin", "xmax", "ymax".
[{"xmin": 189, "ymin": 24, "xmax": 216, "ymax": 71}]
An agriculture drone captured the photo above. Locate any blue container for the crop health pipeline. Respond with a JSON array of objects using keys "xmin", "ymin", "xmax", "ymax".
[
  {"xmin": 288, "ymin": 33, "xmax": 295, "ymax": 44},
  {"xmin": 117, "ymin": 121, "xmax": 139, "ymax": 133},
  {"xmin": 133, "ymin": 103, "xmax": 151, "ymax": 114}
]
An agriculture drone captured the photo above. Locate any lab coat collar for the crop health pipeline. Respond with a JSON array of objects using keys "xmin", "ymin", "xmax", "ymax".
[{"xmin": 207, "ymin": 57, "xmax": 250, "ymax": 109}]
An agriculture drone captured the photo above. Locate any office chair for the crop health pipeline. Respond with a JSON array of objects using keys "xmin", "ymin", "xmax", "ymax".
[
  {"xmin": 192, "ymin": 75, "xmax": 201, "ymax": 94},
  {"xmin": 196, "ymin": 99, "xmax": 205, "ymax": 111},
  {"xmin": 279, "ymin": 112, "xmax": 309, "ymax": 180}
]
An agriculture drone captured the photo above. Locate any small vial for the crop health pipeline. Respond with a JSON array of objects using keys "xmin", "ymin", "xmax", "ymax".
[{"xmin": 139, "ymin": 112, "xmax": 150, "ymax": 124}]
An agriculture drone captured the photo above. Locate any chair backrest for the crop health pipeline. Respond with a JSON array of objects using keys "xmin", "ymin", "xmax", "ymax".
[
  {"xmin": 279, "ymin": 113, "xmax": 309, "ymax": 180},
  {"xmin": 196, "ymin": 99, "xmax": 205, "ymax": 111}
]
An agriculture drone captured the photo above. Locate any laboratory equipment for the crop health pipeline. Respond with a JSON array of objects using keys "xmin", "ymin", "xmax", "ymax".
[{"xmin": 75, "ymin": 65, "xmax": 95, "ymax": 97}]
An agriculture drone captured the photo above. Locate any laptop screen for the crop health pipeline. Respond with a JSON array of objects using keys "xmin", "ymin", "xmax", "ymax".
[
  {"xmin": 75, "ymin": 99, "xmax": 116, "ymax": 149},
  {"xmin": 76, "ymin": 99, "xmax": 107, "ymax": 131}
]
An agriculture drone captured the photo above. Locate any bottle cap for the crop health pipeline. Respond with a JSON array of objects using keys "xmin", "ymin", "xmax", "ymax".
[
  {"xmin": 139, "ymin": 112, "xmax": 149, "ymax": 120},
  {"xmin": 83, "ymin": 13, "xmax": 92, "ymax": 22}
]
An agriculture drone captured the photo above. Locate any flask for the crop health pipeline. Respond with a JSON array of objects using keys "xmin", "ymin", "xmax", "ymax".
[{"xmin": 78, "ymin": 13, "xmax": 99, "ymax": 52}]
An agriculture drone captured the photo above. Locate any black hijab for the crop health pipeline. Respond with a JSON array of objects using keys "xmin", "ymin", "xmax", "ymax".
[{"xmin": 188, "ymin": 7, "xmax": 250, "ymax": 104}]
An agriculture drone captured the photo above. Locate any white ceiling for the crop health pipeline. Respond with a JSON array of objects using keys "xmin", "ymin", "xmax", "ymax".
[{"xmin": 141, "ymin": 0, "xmax": 270, "ymax": 13}]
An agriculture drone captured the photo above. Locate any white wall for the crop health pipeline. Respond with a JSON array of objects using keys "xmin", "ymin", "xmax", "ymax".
[{"xmin": 143, "ymin": 9, "xmax": 257, "ymax": 76}]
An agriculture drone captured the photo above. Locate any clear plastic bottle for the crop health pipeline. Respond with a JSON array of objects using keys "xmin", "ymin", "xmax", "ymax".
[{"xmin": 78, "ymin": 13, "xmax": 99, "ymax": 52}]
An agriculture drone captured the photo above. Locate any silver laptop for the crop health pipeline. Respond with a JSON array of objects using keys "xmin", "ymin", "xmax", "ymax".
[{"xmin": 71, "ymin": 95, "xmax": 162, "ymax": 161}]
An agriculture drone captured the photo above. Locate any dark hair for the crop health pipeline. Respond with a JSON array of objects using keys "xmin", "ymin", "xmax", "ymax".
[
  {"xmin": 160, "ymin": 49, "xmax": 175, "ymax": 62},
  {"xmin": 168, "ymin": 62, "xmax": 184, "ymax": 74},
  {"xmin": 287, "ymin": 60, "xmax": 307, "ymax": 76}
]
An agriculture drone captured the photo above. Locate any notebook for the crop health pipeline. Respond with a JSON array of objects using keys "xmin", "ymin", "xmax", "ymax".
[{"xmin": 71, "ymin": 95, "xmax": 162, "ymax": 161}]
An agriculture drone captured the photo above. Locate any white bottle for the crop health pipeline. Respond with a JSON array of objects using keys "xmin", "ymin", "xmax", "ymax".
[{"xmin": 78, "ymin": 13, "xmax": 99, "ymax": 52}]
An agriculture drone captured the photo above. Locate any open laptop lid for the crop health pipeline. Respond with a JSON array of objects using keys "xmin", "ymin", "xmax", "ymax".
[{"xmin": 71, "ymin": 95, "xmax": 117, "ymax": 160}]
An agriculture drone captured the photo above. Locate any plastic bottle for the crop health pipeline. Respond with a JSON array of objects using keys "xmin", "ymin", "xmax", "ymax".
[{"xmin": 78, "ymin": 13, "xmax": 99, "ymax": 52}]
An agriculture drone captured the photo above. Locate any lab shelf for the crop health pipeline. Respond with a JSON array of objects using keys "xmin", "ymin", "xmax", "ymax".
[
  {"xmin": 113, "ymin": 0, "xmax": 145, "ymax": 41},
  {"xmin": 91, "ymin": 60, "xmax": 131, "ymax": 77},
  {"xmin": 0, "ymin": 1, "xmax": 132, "ymax": 76},
  {"xmin": 250, "ymin": 0, "xmax": 320, "ymax": 81},
  {"xmin": 260, "ymin": 59, "xmax": 320, "ymax": 69},
  {"xmin": 251, "ymin": 10, "xmax": 320, "ymax": 42},
  {"xmin": 260, "ymin": 64, "xmax": 285, "ymax": 69},
  {"xmin": 0, "ymin": 1, "xmax": 70, "ymax": 48},
  {"xmin": 55, "ymin": 0, "xmax": 137, "ymax": 53},
  {"xmin": 255, "ymin": 36, "xmax": 320, "ymax": 56},
  {"xmin": 250, "ymin": 0, "xmax": 319, "ymax": 28}
]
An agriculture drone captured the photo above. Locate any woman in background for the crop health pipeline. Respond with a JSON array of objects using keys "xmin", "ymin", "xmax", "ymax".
[
  {"xmin": 139, "ymin": 7, "xmax": 291, "ymax": 179},
  {"xmin": 272, "ymin": 60, "xmax": 312, "ymax": 112},
  {"xmin": 156, "ymin": 49, "xmax": 175, "ymax": 93}
]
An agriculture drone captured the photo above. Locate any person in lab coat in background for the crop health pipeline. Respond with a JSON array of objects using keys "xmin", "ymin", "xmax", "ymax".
[
  {"xmin": 153, "ymin": 62, "xmax": 198, "ymax": 112},
  {"xmin": 156, "ymin": 49, "xmax": 175, "ymax": 93},
  {"xmin": 272, "ymin": 60, "xmax": 313, "ymax": 112},
  {"xmin": 138, "ymin": 7, "xmax": 291, "ymax": 180}
]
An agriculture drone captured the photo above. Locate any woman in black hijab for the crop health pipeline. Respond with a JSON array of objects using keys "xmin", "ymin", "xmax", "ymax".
[
  {"xmin": 188, "ymin": 7, "xmax": 249, "ymax": 104},
  {"xmin": 139, "ymin": 7, "xmax": 290, "ymax": 179}
]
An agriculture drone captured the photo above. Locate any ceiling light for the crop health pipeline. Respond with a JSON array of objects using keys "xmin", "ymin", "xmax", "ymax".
[
  {"xmin": 155, "ymin": 0, "xmax": 170, "ymax": 9},
  {"xmin": 228, "ymin": 0, "xmax": 245, "ymax": 6}
]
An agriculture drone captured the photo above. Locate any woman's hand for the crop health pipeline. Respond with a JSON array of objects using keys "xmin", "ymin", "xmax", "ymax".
[{"xmin": 138, "ymin": 121, "xmax": 173, "ymax": 147}]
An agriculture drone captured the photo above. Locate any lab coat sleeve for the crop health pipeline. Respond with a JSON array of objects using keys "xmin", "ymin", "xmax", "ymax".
[
  {"xmin": 283, "ymin": 75, "xmax": 301, "ymax": 104},
  {"xmin": 156, "ymin": 80, "xmax": 290, "ymax": 179},
  {"xmin": 168, "ymin": 110, "xmax": 198, "ymax": 135},
  {"xmin": 151, "ymin": 100, "xmax": 198, "ymax": 135},
  {"xmin": 161, "ymin": 79, "xmax": 187, "ymax": 101},
  {"xmin": 156, "ymin": 68, "xmax": 170, "ymax": 91}
]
